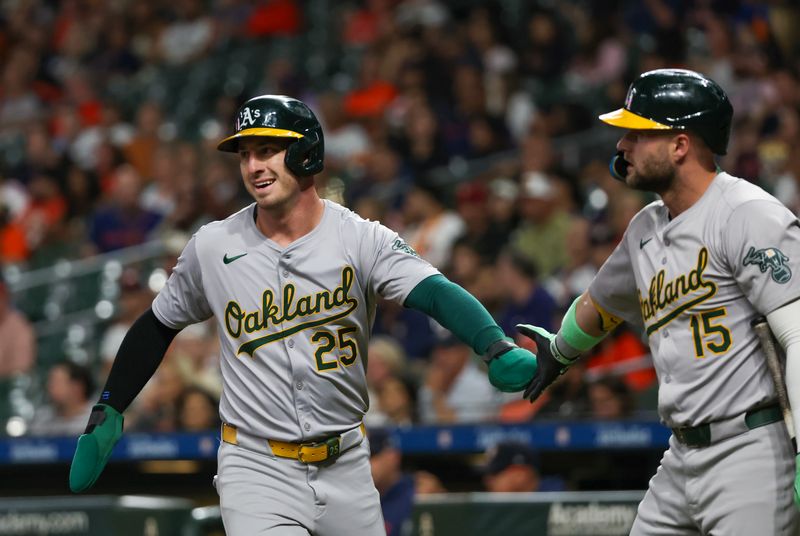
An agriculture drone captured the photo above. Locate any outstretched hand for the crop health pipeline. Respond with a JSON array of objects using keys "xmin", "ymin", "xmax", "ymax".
[
  {"xmin": 69, "ymin": 404, "xmax": 124, "ymax": 493},
  {"xmin": 516, "ymin": 324, "xmax": 577, "ymax": 401},
  {"xmin": 487, "ymin": 346, "xmax": 538, "ymax": 393}
]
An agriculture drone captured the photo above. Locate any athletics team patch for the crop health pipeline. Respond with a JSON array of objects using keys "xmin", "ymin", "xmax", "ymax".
[{"xmin": 743, "ymin": 246, "xmax": 792, "ymax": 284}]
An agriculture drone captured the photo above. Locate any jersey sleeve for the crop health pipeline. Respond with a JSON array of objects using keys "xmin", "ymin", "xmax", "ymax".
[
  {"xmin": 588, "ymin": 231, "xmax": 643, "ymax": 328},
  {"xmin": 360, "ymin": 221, "xmax": 440, "ymax": 304},
  {"xmin": 723, "ymin": 199, "xmax": 800, "ymax": 314},
  {"xmin": 151, "ymin": 234, "xmax": 213, "ymax": 329}
]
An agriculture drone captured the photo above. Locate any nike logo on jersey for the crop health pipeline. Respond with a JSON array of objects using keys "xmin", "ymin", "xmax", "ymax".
[
  {"xmin": 640, "ymin": 237, "xmax": 653, "ymax": 249},
  {"xmin": 223, "ymin": 253, "xmax": 248, "ymax": 264}
]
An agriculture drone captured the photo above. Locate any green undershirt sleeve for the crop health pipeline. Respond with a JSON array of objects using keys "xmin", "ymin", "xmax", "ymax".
[{"xmin": 404, "ymin": 274, "xmax": 505, "ymax": 355}]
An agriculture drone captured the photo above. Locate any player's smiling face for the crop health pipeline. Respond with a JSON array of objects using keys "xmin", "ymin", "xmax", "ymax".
[
  {"xmin": 238, "ymin": 137, "xmax": 301, "ymax": 209},
  {"xmin": 616, "ymin": 130, "xmax": 676, "ymax": 193}
]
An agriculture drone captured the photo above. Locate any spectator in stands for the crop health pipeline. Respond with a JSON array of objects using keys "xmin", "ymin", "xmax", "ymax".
[
  {"xmin": 98, "ymin": 268, "xmax": 154, "ymax": 380},
  {"xmin": 418, "ymin": 333, "xmax": 502, "ymax": 424},
  {"xmin": 63, "ymin": 162, "xmax": 101, "ymax": 225},
  {"xmin": 377, "ymin": 373, "xmax": 419, "ymax": 427},
  {"xmin": 86, "ymin": 164, "xmax": 162, "ymax": 253},
  {"xmin": 371, "ymin": 299, "xmax": 437, "ymax": 362},
  {"xmin": 16, "ymin": 171, "xmax": 68, "ymax": 264},
  {"xmin": 402, "ymin": 183, "xmax": 465, "ymax": 270},
  {"xmin": 140, "ymin": 144, "xmax": 179, "ymax": 217},
  {"xmin": 587, "ymin": 376, "xmax": 635, "ymax": 421},
  {"xmin": 414, "ymin": 470, "xmax": 447, "ymax": 495},
  {"xmin": 28, "ymin": 361, "xmax": 94, "ymax": 437},
  {"xmin": 520, "ymin": 7, "xmax": 571, "ymax": 81},
  {"xmin": 482, "ymin": 441, "xmax": 540, "ymax": 493},
  {"xmin": 510, "ymin": 171, "xmax": 574, "ymax": 277},
  {"xmin": 534, "ymin": 361, "xmax": 590, "ymax": 420},
  {"xmin": 0, "ymin": 269, "xmax": 35, "ymax": 378},
  {"xmin": 123, "ymin": 101, "xmax": 164, "ymax": 180},
  {"xmin": 585, "ymin": 325, "xmax": 655, "ymax": 395},
  {"xmin": 446, "ymin": 238, "xmax": 498, "ymax": 311},
  {"xmin": 127, "ymin": 360, "xmax": 185, "ymax": 432},
  {"xmin": 454, "ymin": 181, "xmax": 508, "ymax": 262},
  {"xmin": 397, "ymin": 100, "xmax": 450, "ymax": 179},
  {"xmin": 486, "ymin": 176, "xmax": 520, "ymax": 241},
  {"xmin": 0, "ymin": 45, "xmax": 44, "ymax": 133},
  {"xmin": 168, "ymin": 320, "xmax": 222, "ymax": 399},
  {"xmin": 199, "ymin": 155, "xmax": 247, "ymax": 223},
  {"xmin": 544, "ymin": 216, "xmax": 596, "ymax": 307},
  {"xmin": 496, "ymin": 247, "xmax": 557, "ymax": 335},
  {"xmin": 155, "ymin": 0, "xmax": 216, "ymax": 65},
  {"xmin": 316, "ymin": 91, "xmax": 370, "ymax": 176},
  {"xmin": 175, "ymin": 385, "xmax": 220, "ymax": 432},
  {"xmin": 365, "ymin": 335, "xmax": 408, "ymax": 426},
  {"xmin": 0, "ymin": 186, "xmax": 29, "ymax": 263},
  {"xmin": 369, "ymin": 428, "xmax": 415, "ymax": 536},
  {"xmin": 350, "ymin": 143, "xmax": 409, "ymax": 212}
]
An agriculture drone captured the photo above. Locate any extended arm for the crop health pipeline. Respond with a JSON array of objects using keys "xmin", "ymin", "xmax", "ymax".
[
  {"xmin": 69, "ymin": 308, "xmax": 180, "ymax": 492},
  {"xmin": 517, "ymin": 290, "xmax": 623, "ymax": 401},
  {"xmin": 405, "ymin": 274, "xmax": 538, "ymax": 392}
]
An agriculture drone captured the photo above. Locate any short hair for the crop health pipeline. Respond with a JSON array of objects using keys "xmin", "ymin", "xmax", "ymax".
[
  {"xmin": 53, "ymin": 360, "xmax": 95, "ymax": 400},
  {"xmin": 501, "ymin": 247, "xmax": 539, "ymax": 280}
]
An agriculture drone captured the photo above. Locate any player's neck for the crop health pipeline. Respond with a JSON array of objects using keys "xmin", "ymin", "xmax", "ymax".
[
  {"xmin": 255, "ymin": 190, "xmax": 324, "ymax": 247},
  {"xmin": 661, "ymin": 167, "xmax": 718, "ymax": 218}
]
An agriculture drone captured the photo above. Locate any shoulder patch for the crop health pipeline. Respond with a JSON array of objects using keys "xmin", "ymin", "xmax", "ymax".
[
  {"xmin": 743, "ymin": 246, "xmax": 792, "ymax": 284},
  {"xmin": 391, "ymin": 238, "xmax": 419, "ymax": 257}
]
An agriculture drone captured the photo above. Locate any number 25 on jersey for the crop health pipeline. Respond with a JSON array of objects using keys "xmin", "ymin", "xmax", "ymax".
[{"xmin": 312, "ymin": 327, "xmax": 359, "ymax": 372}]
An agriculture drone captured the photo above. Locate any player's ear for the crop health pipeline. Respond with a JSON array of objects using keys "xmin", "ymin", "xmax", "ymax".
[{"xmin": 671, "ymin": 132, "xmax": 691, "ymax": 162}]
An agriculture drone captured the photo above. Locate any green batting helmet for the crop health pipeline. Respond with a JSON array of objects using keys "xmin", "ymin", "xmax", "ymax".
[
  {"xmin": 218, "ymin": 95, "xmax": 324, "ymax": 176},
  {"xmin": 599, "ymin": 69, "xmax": 733, "ymax": 155}
]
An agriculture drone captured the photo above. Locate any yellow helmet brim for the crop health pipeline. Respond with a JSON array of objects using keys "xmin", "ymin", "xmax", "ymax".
[
  {"xmin": 217, "ymin": 128, "xmax": 305, "ymax": 152},
  {"xmin": 598, "ymin": 108, "xmax": 673, "ymax": 130}
]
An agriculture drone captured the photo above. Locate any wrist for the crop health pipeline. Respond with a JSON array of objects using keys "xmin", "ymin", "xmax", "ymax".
[
  {"xmin": 550, "ymin": 337, "xmax": 579, "ymax": 366},
  {"xmin": 482, "ymin": 337, "xmax": 517, "ymax": 364},
  {"xmin": 560, "ymin": 296, "xmax": 607, "ymax": 353}
]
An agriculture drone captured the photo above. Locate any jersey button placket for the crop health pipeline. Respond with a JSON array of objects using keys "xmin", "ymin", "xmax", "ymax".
[{"xmin": 281, "ymin": 252, "xmax": 291, "ymax": 278}]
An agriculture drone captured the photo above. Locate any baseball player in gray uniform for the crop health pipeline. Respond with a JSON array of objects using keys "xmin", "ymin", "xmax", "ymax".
[
  {"xmin": 517, "ymin": 69, "xmax": 800, "ymax": 535},
  {"xmin": 68, "ymin": 95, "xmax": 538, "ymax": 535}
]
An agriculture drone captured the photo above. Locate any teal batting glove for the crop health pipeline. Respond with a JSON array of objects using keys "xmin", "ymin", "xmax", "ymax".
[
  {"xmin": 795, "ymin": 453, "xmax": 800, "ymax": 511},
  {"xmin": 69, "ymin": 404, "xmax": 124, "ymax": 493},
  {"xmin": 484, "ymin": 338, "xmax": 538, "ymax": 392}
]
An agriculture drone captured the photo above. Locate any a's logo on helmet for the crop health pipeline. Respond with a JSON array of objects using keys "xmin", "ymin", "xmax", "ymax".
[
  {"xmin": 237, "ymin": 107, "xmax": 261, "ymax": 130},
  {"xmin": 625, "ymin": 89, "xmax": 634, "ymax": 110}
]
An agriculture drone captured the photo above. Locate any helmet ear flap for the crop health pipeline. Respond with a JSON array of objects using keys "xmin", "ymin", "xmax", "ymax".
[{"xmin": 285, "ymin": 131, "xmax": 324, "ymax": 176}]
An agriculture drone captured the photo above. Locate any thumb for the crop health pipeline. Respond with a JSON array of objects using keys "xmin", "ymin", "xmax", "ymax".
[{"xmin": 516, "ymin": 324, "xmax": 552, "ymax": 348}]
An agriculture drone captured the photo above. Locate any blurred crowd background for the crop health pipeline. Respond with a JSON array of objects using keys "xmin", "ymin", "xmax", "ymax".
[{"xmin": 0, "ymin": 0, "xmax": 799, "ymax": 498}]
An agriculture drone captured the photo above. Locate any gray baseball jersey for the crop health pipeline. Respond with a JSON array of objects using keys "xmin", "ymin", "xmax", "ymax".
[
  {"xmin": 589, "ymin": 172, "xmax": 800, "ymax": 427},
  {"xmin": 152, "ymin": 199, "xmax": 439, "ymax": 441}
]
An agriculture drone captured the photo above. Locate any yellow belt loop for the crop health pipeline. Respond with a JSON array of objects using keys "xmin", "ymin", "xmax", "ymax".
[{"xmin": 222, "ymin": 423, "xmax": 238, "ymax": 445}]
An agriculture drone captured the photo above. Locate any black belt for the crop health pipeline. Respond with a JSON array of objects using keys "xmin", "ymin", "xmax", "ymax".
[{"xmin": 671, "ymin": 404, "xmax": 783, "ymax": 448}]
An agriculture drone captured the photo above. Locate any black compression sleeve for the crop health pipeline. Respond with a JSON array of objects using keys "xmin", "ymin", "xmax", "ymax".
[{"xmin": 98, "ymin": 308, "xmax": 181, "ymax": 413}]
